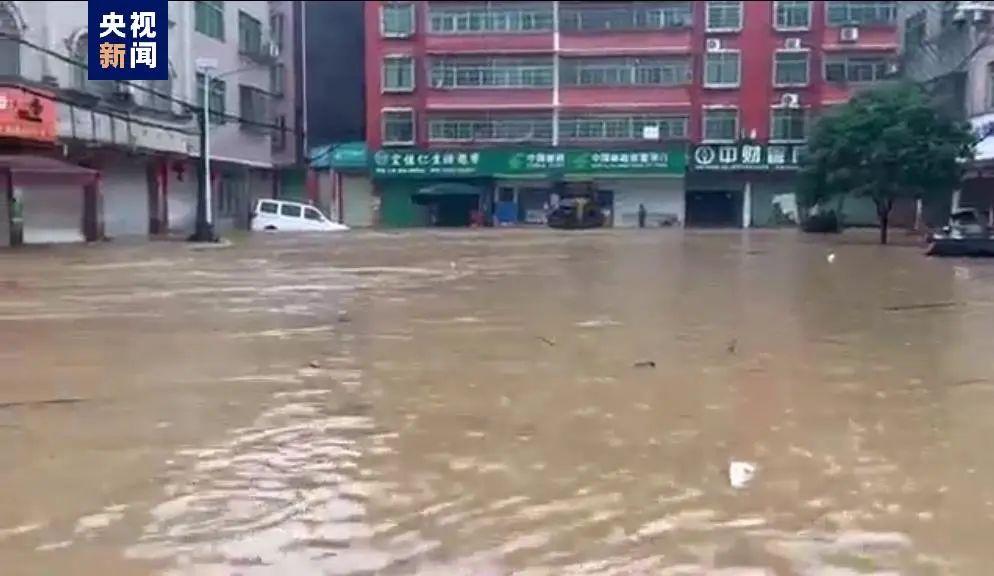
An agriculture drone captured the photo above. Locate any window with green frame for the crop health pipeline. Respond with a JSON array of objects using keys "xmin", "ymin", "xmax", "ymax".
[
  {"xmin": 238, "ymin": 11, "xmax": 262, "ymax": 56},
  {"xmin": 195, "ymin": 0, "xmax": 225, "ymax": 40},
  {"xmin": 196, "ymin": 72, "xmax": 226, "ymax": 123}
]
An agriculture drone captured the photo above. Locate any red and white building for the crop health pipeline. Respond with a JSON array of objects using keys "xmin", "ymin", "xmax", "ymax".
[{"xmin": 364, "ymin": 1, "xmax": 899, "ymax": 227}]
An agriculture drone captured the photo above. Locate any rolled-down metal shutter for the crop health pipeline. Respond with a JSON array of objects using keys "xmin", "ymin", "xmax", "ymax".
[
  {"xmin": 342, "ymin": 174, "xmax": 374, "ymax": 227},
  {"xmin": 22, "ymin": 184, "xmax": 85, "ymax": 243}
]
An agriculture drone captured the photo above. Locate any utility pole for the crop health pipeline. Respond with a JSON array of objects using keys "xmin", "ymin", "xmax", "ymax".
[{"xmin": 191, "ymin": 58, "xmax": 219, "ymax": 243}]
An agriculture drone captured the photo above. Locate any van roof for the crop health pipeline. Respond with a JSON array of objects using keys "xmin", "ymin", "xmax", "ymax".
[{"xmin": 258, "ymin": 199, "xmax": 309, "ymax": 208}]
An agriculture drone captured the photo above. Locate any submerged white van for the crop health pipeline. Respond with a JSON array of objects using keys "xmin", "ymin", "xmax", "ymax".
[{"xmin": 250, "ymin": 199, "xmax": 349, "ymax": 233}]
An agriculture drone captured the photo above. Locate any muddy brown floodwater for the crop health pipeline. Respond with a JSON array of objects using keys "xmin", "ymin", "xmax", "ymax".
[{"xmin": 2, "ymin": 229, "xmax": 994, "ymax": 575}]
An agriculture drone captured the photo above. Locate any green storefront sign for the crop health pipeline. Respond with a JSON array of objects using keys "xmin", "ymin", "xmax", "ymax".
[
  {"xmin": 690, "ymin": 143, "xmax": 805, "ymax": 172},
  {"xmin": 370, "ymin": 148, "xmax": 686, "ymax": 179}
]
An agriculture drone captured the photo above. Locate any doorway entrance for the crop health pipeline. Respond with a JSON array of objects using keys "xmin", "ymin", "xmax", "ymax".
[{"xmin": 685, "ymin": 190, "xmax": 742, "ymax": 228}]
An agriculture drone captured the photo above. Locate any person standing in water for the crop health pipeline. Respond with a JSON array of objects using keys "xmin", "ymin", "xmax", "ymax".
[{"xmin": 637, "ymin": 203, "xmax": 647, "ymax": 228}]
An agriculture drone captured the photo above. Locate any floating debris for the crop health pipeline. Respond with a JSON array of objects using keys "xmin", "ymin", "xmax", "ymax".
[
  {"xmin": 884, "ymin": 302, "xmax": 959, "ymax": 312},
  {"xmin": 951, "ymin": 378, "xmax": 992, "ymax": 388},
  {"xmin": 729, "ymin": 461, "xmax": 757, "ymax": 489},
  {"xmin": 633, "ymin": 360, "xmax": 656, "ymax": 369},
  {"xmin": 0, "ymin": 398, "xmax": 87, "ymax": 410}
]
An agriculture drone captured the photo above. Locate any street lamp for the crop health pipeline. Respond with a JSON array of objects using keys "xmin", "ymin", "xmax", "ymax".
[
  {"xmin": 190, "ymin": 60, "xmax": 268, "ymax": 242},
  {"xmin": 191, "ymin": 57, "xmax": 219, "ymax": 242}
]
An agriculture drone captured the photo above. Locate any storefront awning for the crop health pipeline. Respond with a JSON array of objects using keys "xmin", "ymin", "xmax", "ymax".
[{"xmin": 0, "ymin": 155, "xmax": 98, "ymax": 185}]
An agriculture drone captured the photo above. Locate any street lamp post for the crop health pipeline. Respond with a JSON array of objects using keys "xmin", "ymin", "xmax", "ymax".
[
  {"xmin": 191, "ymin": 57, "xmax": 219, "ymax": 242},
  {"xmin": 189, "ymin": 59, "xmax": 271, "ymax": 243}
]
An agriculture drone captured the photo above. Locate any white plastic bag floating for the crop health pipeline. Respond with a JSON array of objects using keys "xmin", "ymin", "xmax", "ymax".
[{"xmin": 729, "ymin": 461, "xmax": 756, "ymax": 489}]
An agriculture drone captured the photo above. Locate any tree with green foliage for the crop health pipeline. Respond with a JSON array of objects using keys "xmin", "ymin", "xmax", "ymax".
[{"xmin": 798, "ymin": 83, "xmax": 975, "ymax": 244}]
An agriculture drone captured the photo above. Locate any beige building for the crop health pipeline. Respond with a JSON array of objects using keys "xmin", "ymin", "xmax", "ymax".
[
  {"xmin": 900, "ymin": 1, "xmax": 994, "ymax": 218},
  {"xmin": 0, "ymin": 0, "xmax": 301, "ymax": 242}
]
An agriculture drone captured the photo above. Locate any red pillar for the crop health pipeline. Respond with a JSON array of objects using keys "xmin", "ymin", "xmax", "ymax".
[{"xmin": 306, "ymin": 168, "xmax": 318, "ymax": 204}]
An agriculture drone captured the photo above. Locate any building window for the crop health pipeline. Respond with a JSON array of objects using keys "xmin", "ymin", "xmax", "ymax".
[
  {"xmin": 381, "ymin": 2, "xmax": 415, "ymax": 37},
  {"xmin": 196, "ymin": 72, "xmax": 226, "ymax": 123},
  {"xmin": 270, "ymin": 63, "xmax": 285, "ymax": 97},
  {"xmin": 560, "ymin": 57, "xmax": 691, "ymax": 87},
  {"xmin": 826, "ymin": 1, "xmax": 897, "ymax": 26},
  {"xmin": 147, "ymin": 74, "xmax": 172, "ymax": 112},
  {"xmin": 774, "ymin": 51, "xmax": 809, "ymax": 86},
  {"xmin": 239, "ymin": 85, "xmax": 270, "ymax": 128},
  {"xmin": 238, "ymin": 11, "xmax": 263, "ymax": 57},
  {"xmin": 383, "ymin": 109, "xmax": 415, "ymax": 145},
  {"xmin": 0, "ymin": 5, "xmax": 20, "ymax": 77},
  {"xmin": 428, "ymin": 4, "xmax": 554, "ymax": 34},
  {"xmin": 427, "ymin": 114, "xmax": 553, "ymax": 143},
  {"xmin": 707, "ymin": 1, "xmax": 743, "ymax": 31},
  {"xmin": 559, "ymin": 2, "xmax": 692, "ymax": 31},
  {"xmin": 771, "ymin": 108, "xmax": 807, "ymax": 141},
  {"xmin": 904, "ymin": 11, "xmax": 926, "ymax": 50},
  {"xmin": 195, "ymin": 0, "xmax": 225, "ymax": 40},
  {"xmin": 273, "ymin": 115, "xmax": 287, "ymax": 151},
  {"xmin": 774, "ymin": 1, "xmax": 811, "ymax": 30},
  {"xmin": 559, "ymin": 115, "xmax": 688, "ymax": 141},
  {"xmin": 72, "ymin": 34, "xmax": 117, "ymax": 98},
  {"xmin": 383, "ymin": 56, "xmax": 415, "ymax": 92},
  {"xmin": 270, "ymin": 12, "xmax": 285, "ymax": 51},
  {"xmin": 824, "ymin": 56, "xmax": 889, "ymax": 82},
  {"xmin": 704, "ymin": 51, "xmax": 740, "ymax": 87},
  {"xmin": 703, "ymin": 108, "xmax": 738, "ymax": 142},
  {"xmin": 940, "ymin": 1, "xmax": 958, "ymax": 28},
  {"xmin": 430, "ymin": 57, "xmax": 553, "ymax": 89}
]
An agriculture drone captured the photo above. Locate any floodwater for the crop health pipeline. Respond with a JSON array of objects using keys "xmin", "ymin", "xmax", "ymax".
[{"xmin": 2, "ymin": 229, "xmax": 994, "ymax": 575}]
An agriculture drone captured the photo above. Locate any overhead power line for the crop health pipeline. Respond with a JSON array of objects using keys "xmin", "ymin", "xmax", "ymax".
[{"xmin": 0, "ymin": 32, "xmax": 303, "ymax": 136}]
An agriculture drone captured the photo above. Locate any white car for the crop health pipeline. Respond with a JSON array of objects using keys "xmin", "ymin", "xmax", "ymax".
[{"xmin": 251, "ymin": 199, "xmax": 349, "ymax": 232}]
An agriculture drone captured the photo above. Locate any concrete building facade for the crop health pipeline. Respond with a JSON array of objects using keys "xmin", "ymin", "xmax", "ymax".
[
  {"xmin": 900, "ymin": 1, "xmax": 994, "ymax": 219},
  {"xmin": 0, "ymin": 0, "xmax": 298, "ymax": 243},
  {"xmin": 364, "ymin": 1, "xmax": 899, "ymax": 228}
]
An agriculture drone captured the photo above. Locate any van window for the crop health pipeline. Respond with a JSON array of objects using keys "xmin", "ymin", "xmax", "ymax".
[
  {"xmin": 280, "ymin": 204, "xmax": 302, "ymax": 217},
  {"xmin": 259, "ymin": 201, "xmax": 278, "ymax": 214},
  {"xmin": 305, "ymin": 207, "xmax": 323, "ymax": 221}
]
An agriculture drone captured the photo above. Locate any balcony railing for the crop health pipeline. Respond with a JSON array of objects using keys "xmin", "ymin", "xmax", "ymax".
[
  {"xmin": 429, "ymin": 58, "xmax": 554, "ymax": 89},
  {"xmin": 559, "ymin": 114, "xmax": 688, "ymax": 141},
  {"xmin": 428, "ymin": 114, "xmax": 554, "ymax": 143},
  {"xmin": 559, "ymin": 2, "xmax": 693, "ymax": 32},
  {"xmin": 427, "ymin": 4, "xmax": 554, "ymax": 34},
  {"xmin": 560, "ymin": 57, "xmax": 692, "ymax": 87}
]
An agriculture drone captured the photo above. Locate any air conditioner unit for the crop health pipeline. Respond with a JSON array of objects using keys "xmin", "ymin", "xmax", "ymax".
[
  {"xmin": 785, "ymin": 37, "xmax": 802, "ymax": 50},
  {"xmin": 840, "ymin": 27, "xmax": 859, "ymax": 42},
  {"xmin": 268, "ymin": 41, "xmax": 280, "ymax": 59},
  {"xmin": 781, "ymin": 93, "xmax": 800, "ymax": 108},
  {"xmin": 706, "ymin": 38, "xmax": 722, "ymax": 52}
]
